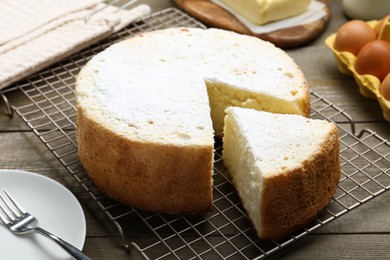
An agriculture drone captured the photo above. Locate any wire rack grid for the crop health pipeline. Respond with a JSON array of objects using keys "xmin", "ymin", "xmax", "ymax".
[{"xmin": 1, "ymin": 7, "xmax": 390, "ymax": 260}]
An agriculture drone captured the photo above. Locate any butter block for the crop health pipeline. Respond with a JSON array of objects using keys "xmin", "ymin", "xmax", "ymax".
[{"xmin": 221, "ymin": 0, "xmax": 311, "ymax": 25}]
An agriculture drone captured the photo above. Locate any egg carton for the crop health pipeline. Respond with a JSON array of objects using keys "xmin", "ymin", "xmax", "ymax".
[{"xmin": 325, "ymin": 18, "xmax": 390, "ymax": 122}]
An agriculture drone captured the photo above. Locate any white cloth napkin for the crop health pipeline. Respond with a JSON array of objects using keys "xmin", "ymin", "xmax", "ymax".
[
  {"xmin": 0, "ymin": 0, "xmax": 151, "ymax": 90},
  {"xmin": 211, "ymin": 0, "xmax": 326, "ymax": 34}
]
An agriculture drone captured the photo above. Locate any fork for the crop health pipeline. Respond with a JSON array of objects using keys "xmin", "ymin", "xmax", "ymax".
[{"xmin": 0, "ymin": 189, "xmax": 90, "ymax": 260}]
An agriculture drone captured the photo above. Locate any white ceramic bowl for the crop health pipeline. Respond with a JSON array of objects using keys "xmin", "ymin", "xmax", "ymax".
[{"xmin": 342, "ymin": 0, "xmax": 390, "ymax": 20}]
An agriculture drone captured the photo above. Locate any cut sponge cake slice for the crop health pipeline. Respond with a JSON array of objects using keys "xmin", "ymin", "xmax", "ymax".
[
  {"xmin": 76, "ymin": 27, "xmax": 310, "ymax": 215},
  {"xmin": 222, "ymin": 107, "xmax": 340, "ymax": 240}
]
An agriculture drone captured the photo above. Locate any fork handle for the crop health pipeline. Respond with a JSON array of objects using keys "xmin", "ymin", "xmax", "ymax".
[{"xmin": 34, "ymin": 227, "xmax": 91, "ymax": 260}]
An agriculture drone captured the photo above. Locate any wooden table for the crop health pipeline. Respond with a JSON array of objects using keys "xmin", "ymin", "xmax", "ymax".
[{"xmin": 0, "ymin": 0, "xmax": 389, "ymax": 259}]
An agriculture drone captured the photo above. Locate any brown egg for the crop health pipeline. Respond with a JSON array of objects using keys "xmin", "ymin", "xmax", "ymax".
[
  {"xmin": 381, "ymin": 73, "xmax": 390, "ymax": 100},
  {"xmin": 375, "ymin": 14, "xmax": 390, "ymax": 35},
  {"xmin": 334, "ymin": 20, "xmax": 377, "ymax": 56},
  {"xmin": 354, "ymin": 40, "xmax": 390, "ymax": 81}
]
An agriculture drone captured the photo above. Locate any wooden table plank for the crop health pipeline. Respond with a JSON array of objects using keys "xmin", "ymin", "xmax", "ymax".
[{"xmin": 268, "ymin": 234, "xmax": 390, "ymax": 260}]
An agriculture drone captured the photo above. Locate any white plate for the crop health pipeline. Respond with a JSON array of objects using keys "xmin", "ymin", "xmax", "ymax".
[{"xmin": 0, "ymin": 170, "xmax": 86, "ymax": 260}]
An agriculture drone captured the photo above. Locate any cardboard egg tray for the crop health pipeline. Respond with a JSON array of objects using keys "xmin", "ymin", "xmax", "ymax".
[{"xmin": 325, "ymin": 19, "xmax": 390, "ymax": 122}]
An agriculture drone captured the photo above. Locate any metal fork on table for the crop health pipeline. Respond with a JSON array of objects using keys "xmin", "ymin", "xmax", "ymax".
[{"xmin": 0, "ymin": 189, "xmax": 90, "ymax": 260}]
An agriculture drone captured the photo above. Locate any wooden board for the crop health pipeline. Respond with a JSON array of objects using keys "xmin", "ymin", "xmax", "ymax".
[{"xmin": 174, "ymin": 0, "xmax": 330, "ymax": 49}]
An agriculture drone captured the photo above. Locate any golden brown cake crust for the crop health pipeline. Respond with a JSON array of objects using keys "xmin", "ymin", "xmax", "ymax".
[
  {"xmin": 77, "ymin": 106, "xmax": 213, "ymax": 214},
  {"xmin": 259, "ymin": 125, "xmax": 340, "ymax": 240},
  {"xmin": 302, "ymin": 82, "xmax": 311, "ymax": 117}
]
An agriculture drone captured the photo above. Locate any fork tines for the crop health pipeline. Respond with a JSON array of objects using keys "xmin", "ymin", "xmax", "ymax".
[{"xmin": 0, "ymin": 189, "xmax": 26, "ymax": 225}]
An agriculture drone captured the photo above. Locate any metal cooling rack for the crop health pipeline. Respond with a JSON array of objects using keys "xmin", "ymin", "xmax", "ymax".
[{"xmin": 1, "ymin": 7, "xmax": 390, "ymax": 260}]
